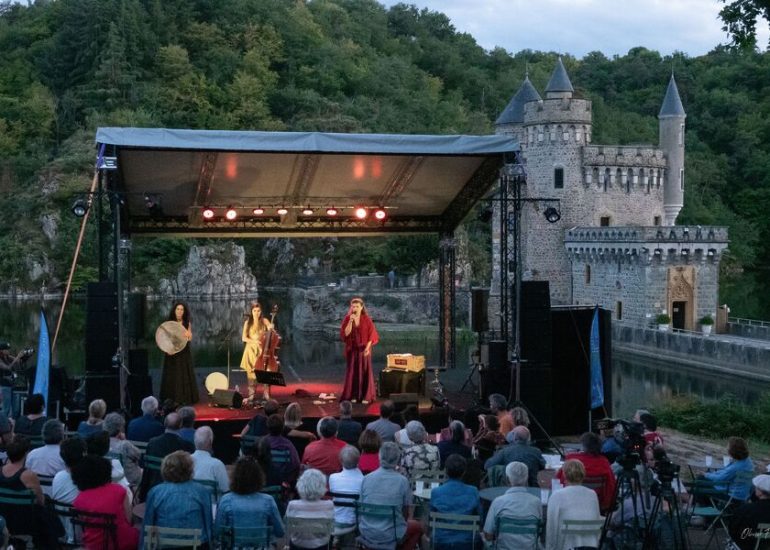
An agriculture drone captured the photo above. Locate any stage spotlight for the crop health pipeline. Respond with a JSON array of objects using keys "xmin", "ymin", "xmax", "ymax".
[
  {"xmin": 277, "ymin": 206, "xmax": 289, "ymax": 216},
  {"xmin": 252, "ymin": 207, "xmax": 264, "ymax": 215},
  {"xmin": 354, "ymin": 207, "xmax": 368, "ymax": 219},
  {"xmin": 71, "ymin": 197, "xmax": 88, "ymax": 218},
  {"xmin": 374, "ymin": 207, "xmax": 387, "ymax": 221},
  {"xmin": 225, "ymin": 206, "xmax": 237, "ymax": 220},
  {"xmin": 202, "ymin": 207, "xmax": 215, "ymax": 220},
  {"xmin": 144, "ymin": 193, "xmax": 164, "ymax": 217},
  {"xmin": 302, "ymin": 206, "xmax": 314, "ymax": 216},
  {"xmin": 326, "ymin": 207, "xmax": 338, "ymax": 216},
  {"xmin": 543, "ymin": 206, "xmax": 561, "ymax": 223}
]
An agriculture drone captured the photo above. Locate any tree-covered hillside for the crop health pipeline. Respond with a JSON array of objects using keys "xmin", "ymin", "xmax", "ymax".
[{"xmin": 1, "ymin": 0, "xmax": 769, "ymax": 302}]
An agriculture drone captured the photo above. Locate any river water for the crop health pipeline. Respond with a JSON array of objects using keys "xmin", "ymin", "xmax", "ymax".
[{"xmin": 2, "ymin": 294, "xmax": 768, "ymax": 419}]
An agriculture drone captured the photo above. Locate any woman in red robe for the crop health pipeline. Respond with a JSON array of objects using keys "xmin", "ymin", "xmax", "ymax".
[{"xmin": 340, "ymin": 297, "xmax": 379, "ymax": 403}]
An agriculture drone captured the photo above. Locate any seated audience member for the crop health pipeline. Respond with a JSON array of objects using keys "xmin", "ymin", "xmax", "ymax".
[
  {"xmin": 25, "ymin": 419, "xmax": 67, "ymax": 481},
  {"xmin": 483, "ymin": 461, "xmax": 542, "ymax": 549},
  {"xmin": 0, "ymin": 435, "xmax": 62, "ymax": 547},
  {"xmin": 284, "ymin": 402, "xmax": 318, "ymax": 458},
  {"xmin": 473, "ymin": 414, "xmax": 506, "ymax": 462},
  {"xmin": 488, "ymin": 394, "xmax": 513, "ymax": 436},
  {"xmin": 359, "ymin": 442, "xmax": 422, "ymax": 550},
  {"xmin": 13, "ymin": 393, "xmax": 46, "ymax": 436},
  {"xmin": 510, "ymin": 406, "xmax": 531, "ymax": 429},
  {"xmin": 601, "ymin": 425, "xmax": 625, "ymax": 464},
  {"xmin": 142, "ymin": 450, "xmax": 213, "ymax": 548},
  {"xmin": 77, "ymin": 398, "xmax": 107, "ymax": 438},
  {"xmin": 86, "ymin": 431, "xmax": 131, "ymax": 493},
  {"xmin": 729, "ymin": 474, "xmax": 770, "ymax": 550},
  {"xmin": 546, "ymin": 459, "xmax": 602, "ymax": 550},
  {"xmin": 51, "ymin": 437, "xmax": 87, "ymax": 543},
  {"xmin": 215, "ymin": 456, "xmax": 284, "ymax": 543},
  {"xmin": 705, "ymin": 436, "xmax": 755, "ymax": 501},
  {"xmin": 0, "ymin": 400, "xmax": 11, "ymax": 449},
  {"xmin": 437, "ymin": 421, "xmax": 472, "ymax": 468},
  {"xmin": 365, "ymin": 400, "xmax": 401, "ymax": 443},
  {"xmin": 264, "ymin": 413, "xmax": 301, "ymax": 486},
  {"xmin": 127, "ymin": 396, "xmax": 164, "ymax": 442},
  {"xmin": 336, "ymin": 400, "xmax": 363, "ymax": 446},
  {"xmin": 400, "ymin": 420, "xmax": 440, "ymax": 478},
  {"xmin": 556, "ymin": 431, "xmax": 616, "ymax": 512},
  {"xmin": 139, "ymin": 412, "xmax": 195, "ymax": 499},
  {"xmin": 302, "ymin": 416, "xmax": 347, "ymax": 476},
  {"xmin": 358, "ymin": 429, "xmax": 382, "ymax": 475},
  {"xmin": 285, "ymin": 468, "xmax": 335, "ymax": 549},
  {"xmin": 485, "ymin": 426, "xmax": 545, "ymax": 487},
  {"xmin": 104, "ymin": 412, "xmax": 143, "ymax": 486},
  {"xmin": 328, "ymin": 446, "xmax": 364, "ymax": 529},
  {"xmin": 177, "ymin": 406, "xmax": 197, "ymax": 444},
  {"xmin": 72, "ymin": 454, "xmax": 139, "ymax": 550},
  {"xmin": 192, "ymin": 426, "xmax": 229, "ymax": 494},
  {"xmin": 393, "ymin": 405, "xmax": 421, "ymax": 447},
  {"xmin": 439, "ymin": 408, "xmax": 473, "ymax": 448},
  {"xmin": 431, "ymin": 454, "xmax": 482, "ymax": 549},
  {"xmin": 639, "ymin": 412, "xmax": 664, "ymax": 448},
  {"xmin": 240, "ymin": 399, "xmax": 280, "ymax": 438}
]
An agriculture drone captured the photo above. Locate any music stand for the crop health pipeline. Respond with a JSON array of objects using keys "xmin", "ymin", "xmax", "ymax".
[{"xmin": 254, "ymin": 371, "xmax": 287, "ymax": 387}]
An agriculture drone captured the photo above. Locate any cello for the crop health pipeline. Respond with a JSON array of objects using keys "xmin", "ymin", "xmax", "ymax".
[{"xmin": 254, "ymin": 304, "xmax": 281, "ymax": 373}]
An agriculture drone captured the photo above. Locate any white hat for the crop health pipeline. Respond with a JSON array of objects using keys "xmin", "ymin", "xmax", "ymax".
[{"xmin": 753, "ymin": 474, "xmax": 770, "ymax": 494}]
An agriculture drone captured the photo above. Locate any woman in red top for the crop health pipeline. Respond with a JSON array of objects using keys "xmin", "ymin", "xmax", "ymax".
[
  {"xmin": 358, "ymin": 429, "xmax": 382, "ymax": 475},
  {"xmin": 72, "ymin": 454, "xmax": 139, "ymax": 550},
  {"xmin": 340, "ymin": 297, "xmax": 379, "ymax": 403},
  {"xmin": 556, "ymin": 431, "xmax": 617, "ymax": 513}
]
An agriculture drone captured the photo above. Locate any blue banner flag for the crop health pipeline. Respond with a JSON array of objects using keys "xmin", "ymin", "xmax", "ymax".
[
  {"xmin": 589, "ymin": 306, "xmax": 604, "ymax": 409},
  {"xmin": 33, "ymin": 309, "xmax": 51, "ymax": 415}
]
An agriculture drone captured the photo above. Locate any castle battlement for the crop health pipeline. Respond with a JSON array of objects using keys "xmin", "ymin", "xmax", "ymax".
[
  {"xmin": 524, "ymin": 97, "xmax": 592, "ymax": 126},
  {"xmin": 583, "ymin": 145, "xmax": 666, "ymax": 166},
  {"xmin": 564, "ymin": 225, "xmax": 729, "ymax": 264}
]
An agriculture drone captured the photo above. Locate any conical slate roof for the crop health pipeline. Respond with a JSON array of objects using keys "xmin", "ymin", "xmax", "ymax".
[
  {"xmin": 659, "ymin": 74, "xmax": 686, "ymax": 117},
  {"xmin": 545, "ymin": 57, "xmax": 574, "ymax": 93},
  {"xmin": 495, "ymin": 76, "xmax": 542, "ymax": 125}
]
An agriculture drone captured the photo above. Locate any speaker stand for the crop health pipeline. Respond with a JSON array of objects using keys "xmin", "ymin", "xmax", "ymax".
[
  {"xmin": 508, "ymin": 356, "xmax": 564, "ymax": 457},
  {"xmin": 458, "ymin": 335, "xmax": 482, "ymax": 398}
]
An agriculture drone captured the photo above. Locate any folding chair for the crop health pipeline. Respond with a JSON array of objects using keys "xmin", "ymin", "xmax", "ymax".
[
  {"xmin": 216, "ymin": 525, "xmax": 271, "ymax": 550},
  {"xmin": 143, "ymin": 525, "xmax": 202, "ymax": 549},
  {"xmin": 193, "ymin": 478, "xmax": 221, "ymax": 504},
  {"xmin": 561, "ymin": 518, "xmax": 604, "ymax": 548},
  {"xmin": 327, "ymin": 491, "xmax": 359, "ymax": 537},
  {"xmin": 46, "ymin": 496, "xmax": 78, "ymax": 548},
  {"xmin": 493, "ymin": 515, "xmax": 542, "ymax": 550},
  {"xmin": 285, "ymin": 516, "xmax": 334, "ymax": 549},
  {"xmin": 355, "ymin": 502, "xmax": 400, "ymax": 549},
  {"xmin": 686, "ymin": 473, "xmax": 751, "ymax": 550},
  {"xmin": 144, "ymin": 454, "xmax": 163, "ymax": 472},
  {"xmin": 428, "ymin": 511, "xmax": 481, "ymax": 550},
  {"xmin": 71, "ymin": 508, "xmax": 119, "ymax": 550}
]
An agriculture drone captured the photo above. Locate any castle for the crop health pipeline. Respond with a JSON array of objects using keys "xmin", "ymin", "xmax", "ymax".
[{"xmin": 491, "ymin": 59, "xmax": 729, "ymax": 331}]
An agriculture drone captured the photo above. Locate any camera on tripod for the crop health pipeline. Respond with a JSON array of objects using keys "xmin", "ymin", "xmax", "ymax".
[{"xmin": 594, "ymin": 417, "xmax": 647, "ymax": 470}]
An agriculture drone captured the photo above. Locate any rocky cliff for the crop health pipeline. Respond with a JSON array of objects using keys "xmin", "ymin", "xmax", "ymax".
[{"xmin": 157, "ymin": 243, "xmax": 258, "ymax": 297}]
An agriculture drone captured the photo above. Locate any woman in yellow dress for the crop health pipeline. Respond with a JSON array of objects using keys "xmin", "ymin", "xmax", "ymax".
[{"xmin": 240, "ymin": 301, "xmax": 273, "ymax": 401}]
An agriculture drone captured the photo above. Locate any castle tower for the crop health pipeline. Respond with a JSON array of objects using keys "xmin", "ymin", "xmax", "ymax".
[
  {"xmin": 495, "ymin": 74, "xmax": 542, "ymax": 145},
  {"xmin": 659, "ymin": 75, "xmax": 686, "ymax": 226}
]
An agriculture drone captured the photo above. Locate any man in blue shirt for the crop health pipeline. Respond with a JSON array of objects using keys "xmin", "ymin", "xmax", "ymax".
[
  {"xmin": 429, "ymin": 454, "xmax": 482, "ymax": 549},
  {"xmin": 485, "ymin": 426, "xmax": 545, "ymax": 487},
  {"xmin": 127, "ymin": 396, "xmax": 164, "ymax": 442}
]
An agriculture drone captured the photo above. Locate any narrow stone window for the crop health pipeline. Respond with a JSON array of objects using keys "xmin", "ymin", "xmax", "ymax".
[
  {"xmin": 680, "ymin": 168, "xmax": 684, "ymax": 190},
  {"xmin": 616, "ymin": 301, "xmax": 623, "ymax": 321},
  {"xmin": 654, "ymin": 215, "xmax": 662, "ymax": 226},
  {"xmin": 679, "ymin": 123, "xmax": 684, "ymax": 146},
  {"xmin": 554, "ymin": 167, "xmax": 564, "ymax": 189},
  {"xmin": 600, "ymin": 216, "xmax": 610, "ymax": 227},
  {"xmin": 585, "ymin": 264, "xmax": 591, "ymax": 285}
]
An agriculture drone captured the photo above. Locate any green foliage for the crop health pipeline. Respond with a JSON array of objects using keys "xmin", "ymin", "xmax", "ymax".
[
  {"xmin": 699, "ymin": 314, "xmax": 714, "ymax": 325},
  {"xmin": 655, "ymin": 313, "xmax": 671, "ymax": 324},
  {"xmin": 654, "ymin": 393, "xmax": 770, "ymax": 443}
]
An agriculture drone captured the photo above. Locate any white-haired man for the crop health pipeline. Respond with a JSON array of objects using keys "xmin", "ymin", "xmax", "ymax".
[
  {"xmin": 192, "ymin": 426, "xmax": 229, "ymax": 494},
  {"xmin": 483, "ymin": 461, "xmax": 542, "ymax": 549},
  {"xmin": 127, "ymin": 396, "xmax": 164, "ymax": 442}
]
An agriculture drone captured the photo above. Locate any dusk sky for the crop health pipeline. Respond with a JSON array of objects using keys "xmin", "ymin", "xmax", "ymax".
[{"xmin": 379, "ymin": 0, "xmax": 769, "ymax": 58}]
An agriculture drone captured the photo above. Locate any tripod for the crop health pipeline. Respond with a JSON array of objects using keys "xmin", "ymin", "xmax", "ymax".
[
  {"xmin": 643, "ymin": 478, "xmax": 688, "ymax": 550},
  {"xmin": 601, "ymin": 461, "xmax": 650, "ymax": 549},
  {"xmin": 459, "ymin": 336, "xmax": 482, "ymax": 397}
]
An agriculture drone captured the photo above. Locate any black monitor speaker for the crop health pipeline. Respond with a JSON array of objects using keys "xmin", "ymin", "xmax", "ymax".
[{"xmin": 471, "ymin": 288, "xmax": 489, "ymax": 333}]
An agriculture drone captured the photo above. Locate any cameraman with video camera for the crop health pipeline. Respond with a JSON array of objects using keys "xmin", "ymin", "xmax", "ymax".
[{"xmin": 0, "ymin": 341, "xmax": 33, "ymax": 419}]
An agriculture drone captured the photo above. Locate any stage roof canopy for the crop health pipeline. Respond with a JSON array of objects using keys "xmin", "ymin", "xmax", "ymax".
[{"xmin": 95, "ymin": 127, "xmax": 518, "ymax": 237}]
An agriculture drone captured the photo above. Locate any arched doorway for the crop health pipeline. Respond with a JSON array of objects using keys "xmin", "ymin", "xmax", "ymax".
[{"xmin": 667, "ymin": 266, "xmax": 695, "ymax": 331}]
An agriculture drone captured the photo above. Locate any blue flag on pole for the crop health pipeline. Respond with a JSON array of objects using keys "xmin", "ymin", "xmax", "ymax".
[
  {"xmin": 33, "ymin": 309, "xmax": 51, "ymax": 416},
  {"xmin": 589, "ymin": 306, "xmax": 604, "ymax": 409}
]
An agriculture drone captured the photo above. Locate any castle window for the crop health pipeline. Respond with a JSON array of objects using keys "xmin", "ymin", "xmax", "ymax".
[
  {"xmin": 563, "ymin": 129, "xmax": 569, "ymax": 141},
  {"xmin": 654, "ymin": 215, "xmax": 662, "ymax": 226},
  {"xmin": 616, "ymin": 301, "xmax": 623, "ymax": 321},
  {"xmin": 679, "ymin": 123, "xmax": 684, "ymax": 146},
  {"xmin": 550, "ymin": 127, "xmax": 556, "ymax": 141},
  {"xmin": 538, "ymin": 130, "xmax": 544, "ymax": 142},
  {"xmin": 554, "ymin": 167, "xmax": 564, "ymax": 189},
  {"xmin": 680, "ymin": 168, "xmax": 684, "ymax": 190},
  {"xmin": 600, "ymin": 216, "xmax": 611, "ymax": 227},
  {"xmin": 576, "ymin": 127, "xmax": 582, "ymax": 142},
  {"xmin": 586, "ymin": 131, "xmax": 591, "ymax": 143},
  {"xmin": 585, "ymin": 264, "xmax": 591, "ymax": 285}
]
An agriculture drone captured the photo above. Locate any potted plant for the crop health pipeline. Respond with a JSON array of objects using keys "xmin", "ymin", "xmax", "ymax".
[
  {"xmin": 700, "ymin": 314, "xmax": 714, "ymax": 335},
  {"xmin": 655, "ymin": 313, "xmax": 671, "ymax": 331}
]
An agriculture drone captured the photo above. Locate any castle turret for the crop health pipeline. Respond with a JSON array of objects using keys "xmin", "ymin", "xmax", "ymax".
[
  {"xmin": 495, "ymin": 75, "xmax": 541, "ymax": 144},
  {"xmin": 658, "ymin": 75, "xmax": 686, "ymax": 226},
  {"xmin": 544, "ymin": 57, "xmax": 574, "ymax": 99}
]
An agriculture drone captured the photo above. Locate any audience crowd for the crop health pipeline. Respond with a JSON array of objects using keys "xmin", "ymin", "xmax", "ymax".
[{"xmin": 0, "ymin": 389, "xmax": 765, "ymax": 550}]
